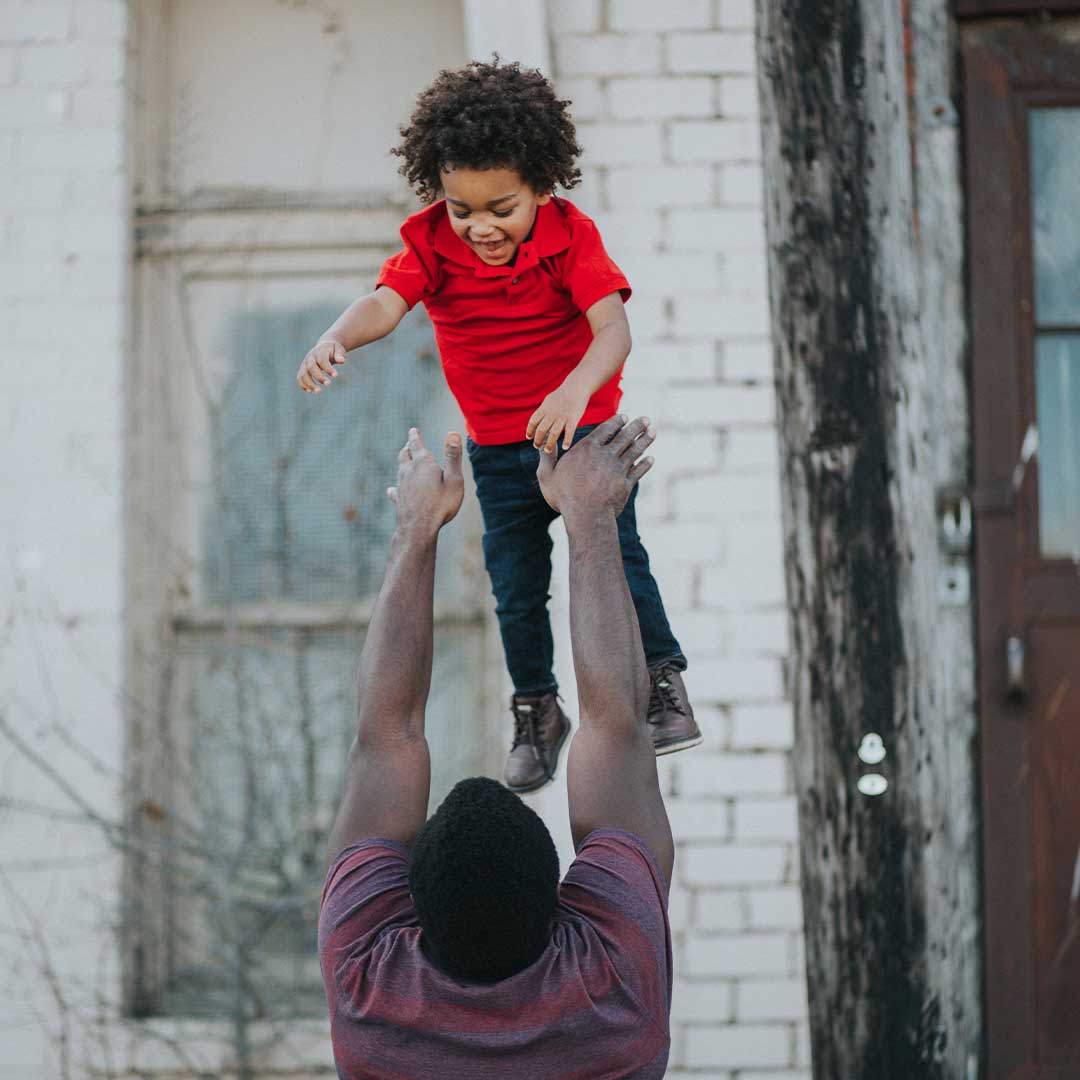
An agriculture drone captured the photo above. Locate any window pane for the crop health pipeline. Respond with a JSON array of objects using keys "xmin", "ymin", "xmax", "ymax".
[
  {"xmin": 1030, "ymin": 108, "xmax": 1080, "ymax": 326},
  {"xmin": 185, "ymin": 293, "xmax": 470, "ymax": 606},
  {"xmin": 163, "ymin": 625, "xmax": 482, "ymax": 1017},
  {"xmin": 1035, "ymin": 336, "xmax": 1080, "ymax": 559},
  {"xmin": 165, "ymin": 0, "xmax": 464, "ymax": 200}
]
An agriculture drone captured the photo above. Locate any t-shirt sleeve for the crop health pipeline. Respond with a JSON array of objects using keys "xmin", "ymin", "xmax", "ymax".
[
  {"xmin": 376, "ymin": 222, "xmax": 440, "ymax": 310},
  {"xmin": 318, "ymin": 839, "xmax": 416, "ymax": 984},
  {"xmin": 559, "ymin": 828, "xmax": 673, "ymax": 1028},
  {"xmin": 560, "ymin": 217, "xmax": 632, "ymax": 314}
]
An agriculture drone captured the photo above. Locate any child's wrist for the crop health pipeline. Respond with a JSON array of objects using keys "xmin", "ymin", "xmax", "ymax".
[{"xmin": 561, "ymin": 370, "xmax": 593, "ymax": 400}]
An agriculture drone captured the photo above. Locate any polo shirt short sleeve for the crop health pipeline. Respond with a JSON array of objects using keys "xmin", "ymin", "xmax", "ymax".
[
  {"xmin": 376, "ymin": 205, "xmax": 445, "ymax": 310},
  {"xmin": 374, "ymin": 198, "xmax": 633, "ymax": 445},
  {"xmin": 558, "ymin": 214, "xmax": 631, "ymax": 315}
]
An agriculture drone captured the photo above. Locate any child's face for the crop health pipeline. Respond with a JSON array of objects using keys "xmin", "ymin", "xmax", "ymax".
[{"xmin": 440, "ymin": 166, "xmax": 551, "ymax": 267}]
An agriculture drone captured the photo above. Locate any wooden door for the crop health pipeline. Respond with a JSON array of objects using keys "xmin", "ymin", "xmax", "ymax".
[{"xmin": 964, "ymin": 20, "xmax": 1080, "ymax": 1080}]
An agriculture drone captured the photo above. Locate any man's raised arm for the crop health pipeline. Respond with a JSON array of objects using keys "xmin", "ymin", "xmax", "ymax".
[
  {"xmin": 325, "ymin": 428, "xmax": 464, "ymax": 859},
  {"xmin": 536, "ymin": 416, "xmax": 674, "ymax": 882}
]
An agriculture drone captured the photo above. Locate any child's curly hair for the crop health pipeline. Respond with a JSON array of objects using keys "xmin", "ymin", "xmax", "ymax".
[{"xmin": 392, "ymin": 58, "xmax": 583, "ymax": 204}]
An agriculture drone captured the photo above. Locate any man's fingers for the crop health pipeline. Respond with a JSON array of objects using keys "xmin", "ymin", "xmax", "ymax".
[
  {"xmin": 332, "ymin": 343, "xmax": 347, "ymax": 365},
  {"xmin": 387, "ymin": 486, "xmax": 398, "ymax": 503},
  {"xmin": 536, "ymin": 445, "xmax": 556, "ymax": 483},
  {"xmin": 316, "ymin": 352, "xmax": 337, "ymax": 379},
  {"xmin": 628, "ymin": 456, "xmax": 654, "ymax": 483},
  {"xmin": 407, "ymin": 427, "xmax": 427, "ymax": 457},
  {"xmin": 525, "ymin": 412, "xmax": 541, "ymax": 440},
  {"xmin": 612, "ymin": 416, "xmax": 652, "ymax": 456},
  {"xmin": 398, "ymin": 444, "xmax": 412, "ymax": 464},
  {"xmin": 562, "ymin": 421, "xmax": 578, "ymax": 450},
  {"xmin": 593, "ymin": 414, "xmax": 629, "ymax": 445},
  {"xmin": 444, "ymin": 432, "xmax": 463, "ymax": 477},
  {"xmin": 625, "ymin": 421, "xmax": 657, "ymax": 462}
]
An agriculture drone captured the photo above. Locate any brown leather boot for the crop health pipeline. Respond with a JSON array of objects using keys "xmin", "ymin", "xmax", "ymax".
[
  {"xmin": 503, "ymin": 692, "xmax": 572, "ymax": 794},
  {"xmin": 647, "ymin": 662, "xmax": 702, "ymax": 755}
]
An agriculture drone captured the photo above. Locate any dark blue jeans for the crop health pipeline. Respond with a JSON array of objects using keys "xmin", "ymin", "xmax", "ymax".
[{"xmin": 466, "ymin": 424, "xmax": 686, "ymax": 696}]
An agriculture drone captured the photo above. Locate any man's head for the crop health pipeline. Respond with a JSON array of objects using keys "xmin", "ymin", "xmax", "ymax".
[
  {"xmin": 392, "ymin": 58, "xmax": 583, "ymax": 266},
  {"xmin": 409, "ymin": 776, "xmax": 560, "ymax": 983}
]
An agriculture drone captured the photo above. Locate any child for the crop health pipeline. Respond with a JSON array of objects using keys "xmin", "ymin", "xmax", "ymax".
[{"xmin": 297, "ymin": 59, "xmax": 701, "ymax": 794}]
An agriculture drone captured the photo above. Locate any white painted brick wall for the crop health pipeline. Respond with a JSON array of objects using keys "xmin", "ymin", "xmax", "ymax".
[
  {"xmin": 679, "ymin": 753, "xmax": 788, "ymax": 797},
  {"xmin": 548, "ymin": 0, "xmax": 601, "ymax": 33},
  {"xmin": 668, "ymin": 31, "xmax": 756, "ymax": 74},
  {"xmin": 722, "ymin": 160, "xmax": 765, "ymax": 205},
  {"xmin": 607, "ymin": 163, "xmax": 714, "ymax": 207},
  {"xmin": 0, "ymin": 4, "xmax": 129, "ymax": 1080},
  {"xmin": 555, "ymin": 33, "xmax": 661, "ymax": 76},
  {"xmin": 575, "ymin": 120, "xmax": 664, "ymax": 164},
  {"xmin": 609, "ymin": 0, "xmax": 712, "ymax": 31},
  {"xmin": 545, "ymin": 1, "xmax": 808, "ymax": 1074},
  {"xmin": 738, "ymin": 978, "xmax": 810, "ymax": 1021},
  {"xmin": 682, "ymin": 844, "xmax": 788, "ymax": 887},
  {"xmin": 720, "ymin": 0, "xmax": 757, "ymax": 30},
  {"xmin": 747, "ymin": 887, "xmax": 806, "ymax": 930},
  {"xmin": 609, "ymin": 76, "xmax": 714, "ymax": 119},
  {"xmin": 686, "ymin": 1024, "xmax": 793, "ymax": 1068},
  {"xmin": 734, "ymin": 797, "xmax": 799, "ymax": 841}
]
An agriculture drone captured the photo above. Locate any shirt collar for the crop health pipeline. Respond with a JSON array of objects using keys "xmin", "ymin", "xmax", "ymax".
[{"xmin": 431, "ymin": 199, "xmax": 572, "ymax": 278}]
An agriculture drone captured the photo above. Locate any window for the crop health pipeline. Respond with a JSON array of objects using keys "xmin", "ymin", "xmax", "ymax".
[
  {"xmin": 127, "ymin": 246, "xmax": 488, "ymax": 1021},
  {"xmin": 126, "ymin": 1, "xmax": 478, "ymax": 1023}
]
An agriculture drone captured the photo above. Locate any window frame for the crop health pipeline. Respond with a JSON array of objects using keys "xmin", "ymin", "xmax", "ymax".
[
  {"xmin": 123, "ymin": 209, "xmax": 492, "ymax": 1019},
  {"xmin": 955, "ymin": 1, "xmax": 1080, "ymax": 17}
]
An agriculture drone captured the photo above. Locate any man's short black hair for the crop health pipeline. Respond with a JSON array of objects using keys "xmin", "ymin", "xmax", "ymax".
[
  {"xmin": 409, "ymin": 776, "xmax": 560, "ymax": 983},
  {"xmin": 392, "ymin": 58, "xmax": 583, "ymax": 204}
]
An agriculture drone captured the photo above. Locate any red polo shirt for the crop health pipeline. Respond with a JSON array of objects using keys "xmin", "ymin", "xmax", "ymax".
[{"xmin": 376, "ymin": 197, "xmax": 631, "ymax": 445}]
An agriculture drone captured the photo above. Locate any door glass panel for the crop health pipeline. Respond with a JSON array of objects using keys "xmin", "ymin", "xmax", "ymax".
[
  {"xmin": 1029, "ymin": 108, "xmax": 1080, "ymax": 557},
  {"xmin": 1036, "ymin": 337, "xmax": 1080, "ymax": 560},
  {"xmin": 1030, "ymin": 109, "xmax": 1080, "ymax": 326}
]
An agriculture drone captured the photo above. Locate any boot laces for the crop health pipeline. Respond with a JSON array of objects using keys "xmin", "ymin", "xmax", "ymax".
[
  {"xmin": 511, "ymin": 700, "xmax": 542, "ymax": 757},
  {"xmin": 648, "ymin": 667, "xmax": 685, "ymax": 719}
]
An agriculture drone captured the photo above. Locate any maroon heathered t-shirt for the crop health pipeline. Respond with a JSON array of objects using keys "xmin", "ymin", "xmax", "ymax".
[{"xmin": 318, "ymin": 828, "xmax": 672, "ymax": 1080}]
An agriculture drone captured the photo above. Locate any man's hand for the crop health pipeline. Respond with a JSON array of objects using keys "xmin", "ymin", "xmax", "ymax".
[
  {"xmin": 536, "ymin": 414, "xmax": 655, "ymax": 520},
  {"xmin": 526, "ymin": 379, "xmax": 591, "ymax": 454},
  {"xmin": 387, "ymin": 428, "xmax": 465, "ymax": 540},
  {"xmin": 297, "ymin": 339, "xmax": 346, "ymax": 394}
]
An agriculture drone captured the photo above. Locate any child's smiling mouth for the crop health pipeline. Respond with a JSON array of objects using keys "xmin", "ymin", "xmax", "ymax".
[{"xmin": 474, "ymin": 237, "xmax": 509, "ymax": 257}]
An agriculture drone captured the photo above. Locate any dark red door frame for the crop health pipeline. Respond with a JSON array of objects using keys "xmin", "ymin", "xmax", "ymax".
[
  {"xmin": 963, "ymin": 21, "xmax": 1080, "ymax": 1079},
  {"xmin": 956, "ymin": 1, "xmax": 1080, "ymax": 17}
]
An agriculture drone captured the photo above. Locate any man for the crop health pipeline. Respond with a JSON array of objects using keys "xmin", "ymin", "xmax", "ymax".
[{"xmin": 318, "ymin": 416, "xmax": 675, "ymax": 1079}]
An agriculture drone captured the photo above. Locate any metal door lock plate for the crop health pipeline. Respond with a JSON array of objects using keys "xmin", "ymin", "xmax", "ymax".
[{"xmin": 938, "ymin": 563, "xmax": 971, "ymax": 606}]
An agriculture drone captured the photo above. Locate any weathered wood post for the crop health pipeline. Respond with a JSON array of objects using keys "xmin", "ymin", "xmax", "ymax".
[{"xmin": 755, "ymin": 1, "xmax": 982, "ymax": 1076}]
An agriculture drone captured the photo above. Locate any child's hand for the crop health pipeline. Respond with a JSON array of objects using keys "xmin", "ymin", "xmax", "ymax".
[
  {"xmin": 536, "ymin": 415, "xmax": 655, "ymax": 520},
  {"xmin": 526, "ymin": 381, "xmax": 590, "ymax": 454},
  {"xmin": 297, "ymin": 340, "xmax": 346, "ymax": 393}
]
